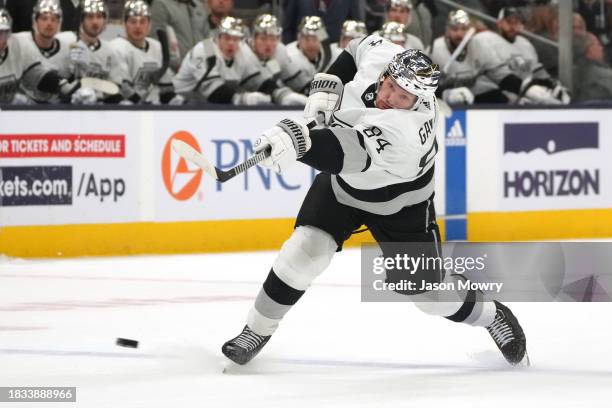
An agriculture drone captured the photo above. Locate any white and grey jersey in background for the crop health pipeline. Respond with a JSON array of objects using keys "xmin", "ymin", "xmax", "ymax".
[
  {"xmin": 404, "ymin": 34, "xmax": 425, "ymax": 52},
  {"xmin": 13, "ymin": 32, "xmax": 71, "ymax": 77},
  {"xmin": 285, "ymin": 40, "xmax": 342, "ymax": 88},
  {"xmin": 497, "ymin": 33, "xmax": 549, "ymax": 80},
  {"xmin": 173, "ymin": 38, "xmax": 265, "ymax": 102},
  {"xmin": 431, "ymin": 31, "xmax": 518, "ymax": 98},
  {"xmin": 56, "ymin": 31, "xmax": 123, "ymax": 84},
  {"xmin": 257, "ymin": 42, "xmax": 311, "ymax": 94},
  {"xmin": 13, "ymin": 31, "xmax": 71, "ymax": 103},
  {"xmin": 212, "ymin": 40, "xmax": 267, "ymax": 92},
  {"xmin": 317, "ymin": 35, "xmax": 439, "ymax": 215},
  {"xmin": 111, "ymin": 36, "xmax": 174, "ymax": 103},
  {"xmin": 0, "ymin": 36, "xmax": 53, "ymax": 104},
  {"xmin": 173, "ymin": 39, "xmax": 225, "ymax": 102}
]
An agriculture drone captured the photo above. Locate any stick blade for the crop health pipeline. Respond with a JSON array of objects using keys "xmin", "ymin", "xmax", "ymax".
[
  {"xmin": 81, "ymin": 77, "xmax": 120, "ymax": 95},
  {"xmin": 171, "ymin": 139, "xmax": 219, "ymax": 180}
]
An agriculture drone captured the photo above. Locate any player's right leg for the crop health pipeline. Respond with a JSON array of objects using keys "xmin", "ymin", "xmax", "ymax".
[
  {"xmin": 222, "ymin": 174, "xmax": 362, "ymax": 365},
  {"xmin": 367, "ymin": 198, "xmax": 528, "ymax": 366}
]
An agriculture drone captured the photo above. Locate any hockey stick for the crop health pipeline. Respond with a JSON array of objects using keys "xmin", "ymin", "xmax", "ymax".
[
  {"xmin": 153, "ymin": 29, "xmax": 170, "ymax": 84},
  {"xmin": 437, "ymin": 27, "xmax": 475, "ymax": 118},
  {"xmin": 80, "ymin": 77, "xmax": 120, "ymax": 95},
  {"xmin": 442, "ymin": 27, "xmax": 476, "ymax": 74},
  {"xmin": 172, "ymin": 122, "xmax": 316, "ymax": 183}
]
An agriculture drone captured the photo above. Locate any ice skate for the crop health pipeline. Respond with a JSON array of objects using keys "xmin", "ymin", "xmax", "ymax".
[
  {"xmin": 222, "ymin": 325, "xmax": 271, "ymax": 365},
  {"xmin": 486, "ymin": 301, "xmax": 529, "ymax": 366}
]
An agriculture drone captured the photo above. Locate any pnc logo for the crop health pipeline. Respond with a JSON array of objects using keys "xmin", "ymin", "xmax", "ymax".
[{"xmin": 161, "ymin": 131, "xmax": 203, "ymax": 200}]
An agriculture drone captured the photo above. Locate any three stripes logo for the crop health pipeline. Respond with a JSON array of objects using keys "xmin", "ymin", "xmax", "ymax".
[{"xmin": 446, "ymin": 117, "xmax": 466, "ymax": 146}]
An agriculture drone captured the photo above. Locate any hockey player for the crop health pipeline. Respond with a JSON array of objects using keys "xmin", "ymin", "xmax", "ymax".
[
  {"xmin": 57, "ymin": 0, "xmax": 123, "ymax": 104},
  {"xmin": 497, "ymin": 7, "xmax": 540, "ymax": 79},
  {"xmin": 431, "ymin": 9, "xmax": 562, "ymax": 105},
  {"xmin": 173, "ymin": 17, "xmax": 268, "ymax": 105},
  {"xmin": 174, "ymin": 16, "xmax": 304, "ymax": 106},
  {"xmin": 111, "ymin": 0, "xmax": 176, "ymax": 104},
  {"xmin": 386, "ymin": 0, "xmax": 431, "ymax": 51},
  {"xmin": 13, "ymin": 0, "xmax": 74, "ymax": 103},
  {"xmin": 379, "ymin": 21, "xmax": 424, "ymax": 50},
  {"xmin": 495, "ymin": 7, "xmax": 569, "ymax": 104},
  {"xmin": 221, "ymin": 36, "xmax": 529, "ymax": 367},
  {"xmin": 334, "ymin": 20, "xmax": 367, "ymax": 50},
  {"xmin": 249, "ymin": 14, "xmax": 310, "ymax": 102},
  {"xmin": 0, "ymin": 8, "xmax": 78, "ymax": 104},
  {"xmin": 285, "ymin": 16, "xmax": 342, "ymax": 87},
  {"xmin": 15, "ymin": 0, "xmax": 70, "ymax": 77},
  {"xmin": 384, "ymin": 0, "xmax": 426, "ymax": 51}
]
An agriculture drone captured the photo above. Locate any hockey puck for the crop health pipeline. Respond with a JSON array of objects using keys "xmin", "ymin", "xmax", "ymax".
[{"xmin": 116, "ymin": 338, "xmax": 139, "ymax": 348}]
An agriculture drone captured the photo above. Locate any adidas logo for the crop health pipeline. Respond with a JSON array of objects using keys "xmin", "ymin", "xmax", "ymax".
[{"xmin": 446, "ymin": 119, "xmax": 466, "ymax": 146}]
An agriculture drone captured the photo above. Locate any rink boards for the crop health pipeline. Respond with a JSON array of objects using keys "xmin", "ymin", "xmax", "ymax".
[{"xmin": 0, "ymin": 107, "xmax": 611, "ymax": 257}]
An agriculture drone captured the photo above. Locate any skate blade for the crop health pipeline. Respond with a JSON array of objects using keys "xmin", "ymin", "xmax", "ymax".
[
  {"xmin": 222, "ymin": 360, "xmax": 253, "ymax": 375},
  {"xmin": 516, "ymin": 351, "xmax": 531, "ymax": 368}
]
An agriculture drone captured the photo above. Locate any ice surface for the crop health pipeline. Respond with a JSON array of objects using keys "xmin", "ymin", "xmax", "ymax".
[{"xmin": 1, "ymin": 250, "xmax": 611, "ymax": 408}]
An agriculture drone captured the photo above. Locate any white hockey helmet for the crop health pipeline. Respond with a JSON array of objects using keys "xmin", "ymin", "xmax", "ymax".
[
  {"xmin": 380, "ymin": 21, "xmax": 407, "ymax": 43},
  {"xmin": 379, "ymin": 49, "xmax": 440, "ymax": 108},
  {"xmin": 33, "ymin": 0, "xmax": 62, "ymax": 22},
  {"xmin": 252, "ymin": 14, "xmax": 281, "ymax": 36},
  {"xmin": 218, "ymin": 16, "xmax": 246, "ymax": 38},
  {"xmin": 0, "ymin": 8, "xmax": 12, "ymax": 32},
  {"xmin": 124, "ymin": 0, "xmax": 151, "ymax": 21},
  {"xmin": 447, "ymin": 9, "xmax": 471, "ymax": 28},
  {"xmin": 386, "ymin": 0, "xmax": 412, "ymax": 10},
  {"xmin": 341, "ymin": 20, "xmax": 367, "ymax": 39},
  {"xmin": 81, "ymin": 0, "xmax": 108, "ymax": 19},
  {"xmin": 298, "ymin": 16, "xmax": 328, "ymax": 41}
]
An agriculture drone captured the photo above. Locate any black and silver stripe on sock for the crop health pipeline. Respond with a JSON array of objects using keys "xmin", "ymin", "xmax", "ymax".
[
  {"xmin": 253, "ymin": 269, "xmax": 305, "ymax": 321},
  {"xmin": 444, "ymin": 274, "xmax": 483, "ymax": 323}
]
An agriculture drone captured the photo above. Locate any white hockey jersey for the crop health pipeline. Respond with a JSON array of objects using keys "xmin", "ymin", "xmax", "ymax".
[
  {"xmin": 0, "ymin": 36, "xmax": 49, "ymax": 104},
  {"xmin": 13, "ymin": 31, "xmax": 71, "ymax": 78},
  {"xmin": 56, "ymin": 31, "xmax": 123, "ymax": 84},
  {"xmin": 13, "ymin": 31, "xmax": 72, "ymax": 103},
  {"xmin": 404, "ymin": 33, "xmax": 425, "ymax": 52},
  {"xmin": 257, "ymin": 42, "xmax": 311, "ymax": 94},
  {"xmin": 110, "ymin": 36, "xmax": 173, "ymax": 103},
  {"xmin": 172, "ymin": 39, "xmax": 226, "ymax": 101},
  {"xmin": 286, "ymin": 41, "xmax": 342, "ymax": 86},
  {"xmin": 498, "ymin": 34, "xmax": 546, "ymax": 79},
  {"xmin": 326, "ymin": 35, "xmax": 439, "ymax": 215},
  {"xmin": 431, "ymin": 31, "xmax": 514, "ymax": 96},
  {"xmin": 212, "ymin": 39, "xmax": 267, "ymax": 92},
  {"xmin": 330, "ymin": 42, "xmax": 343, "ymax": 56}
]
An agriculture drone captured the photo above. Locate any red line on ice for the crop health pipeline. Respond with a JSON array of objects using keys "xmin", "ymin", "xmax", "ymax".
[{"xmin": 0, "ymin": 295, "xmax": 254, "ymax": 312}]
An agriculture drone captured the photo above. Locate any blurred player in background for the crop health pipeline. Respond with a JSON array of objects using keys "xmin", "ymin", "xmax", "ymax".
[
  {"xmin": 385, "ymin": 0, "xmax": 432, "ymax": 51},
  {"xmin": 331, "ymin": 20, "xmax": 367, "ymax": 56},
  {"xmin": 12, "ymin": 0, "xmax": 74, "ymax": 103},
  {"xmin": 431, "ymin": 9, "xmax": 564, "ymax": 105},
  {"xmin": 495, "ymin": 7, "xmax": 569, "ymax": 104},
  {"xmin": 111, "ymin": 0, "xmax": 177, "ymax": 105},
  {"xmin": 0, "ymin": 7, "xmax": 78, "ymax": 104},
  {"xmin": 379, "ymin": 21, "xmax": 424, "ymax": 50},
  {"xmin": 249, "ymin": 14, "xmax": 309, "ymax": 103},
  {"xmin": 384, "ymin": 0, "xmax": 426, "ymax": 51},
  {"xmin": 173, "ymin": 17, "xmax": 269, "ymax": 105},
  {"xmin": 286, "ymin": 16, "xmax": 341, "ymax": 87},
  {"xmin": 209, "ymin": 17, "xmax": 271, "ymax": 105},
  {"xmin": 57, "ymin": 0, "xmax": 123, "ymax": 104},
  {"xmin": 221, "ymin": 35, "xmax": 528, "ymax": 368},
  {"xmin": 204, "ymin": 0, "xmax": 234, "ymax": 37}
]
